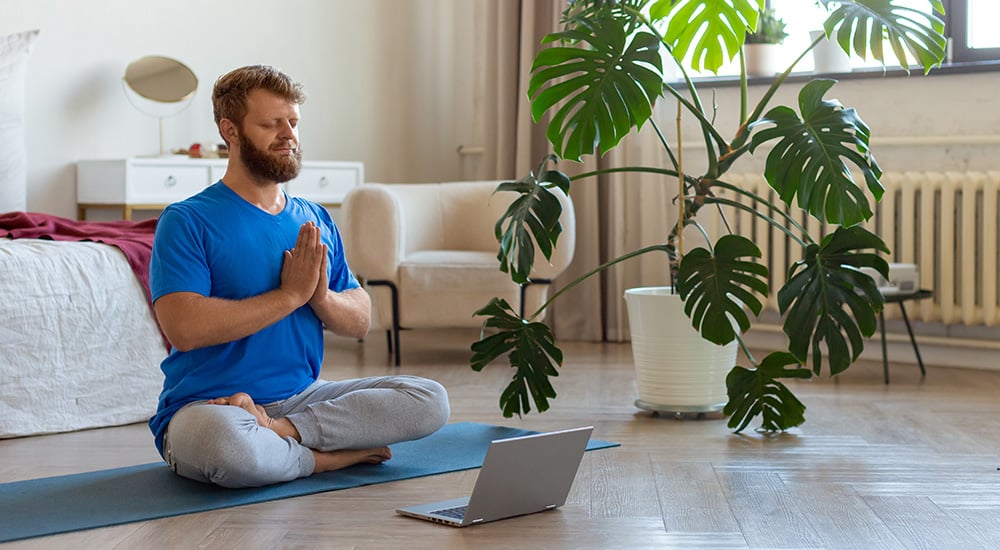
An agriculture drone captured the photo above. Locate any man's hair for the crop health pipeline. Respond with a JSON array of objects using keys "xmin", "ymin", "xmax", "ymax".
[{"xmin": 212, "ymin": 65, "xmax": 306, "ymax": 142}]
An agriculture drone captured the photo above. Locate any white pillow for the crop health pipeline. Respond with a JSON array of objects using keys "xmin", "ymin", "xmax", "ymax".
[{"xmin": 0, "ymin": 29, "xmax": 39, "ymax": 214}]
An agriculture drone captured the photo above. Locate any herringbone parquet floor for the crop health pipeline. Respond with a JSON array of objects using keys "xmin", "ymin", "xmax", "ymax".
[{"xmin": 2, "ymin": 329, "xmax": 999, "ymax": 549}]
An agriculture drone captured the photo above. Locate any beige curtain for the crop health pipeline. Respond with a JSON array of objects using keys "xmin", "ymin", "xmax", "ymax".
[
  {"xmin": 472, "ymin": 0, "xmax": 560, "ymax": 179},
  {"xmin": 475, "ymin": 0, "xmax": 678, "ymax": 343}
]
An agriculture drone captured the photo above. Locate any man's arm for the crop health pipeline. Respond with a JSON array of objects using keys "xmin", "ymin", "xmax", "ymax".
[
  {"xmin": 306, "ymin": 249, "xmax": 371, "ymax": 339},
  {"xmin": 154, "ymin": 289, "xmax": 301, "ymax": 352},
  {"xmin": 309, "ymin": 286, "xmax": 371, "ymax": 339},
  {"xmin": 154, "ymin": 222, "xmax": 325, "ymax": 352}
]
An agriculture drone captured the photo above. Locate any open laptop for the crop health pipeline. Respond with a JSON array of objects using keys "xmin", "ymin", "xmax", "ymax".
[{"xmin": 396, "ymin": 426, "xmax": 593, "ymax": 527}]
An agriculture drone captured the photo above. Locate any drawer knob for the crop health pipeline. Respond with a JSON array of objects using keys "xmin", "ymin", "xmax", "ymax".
[{"xmin": 165, "ymin": 175, "xmax": 177, "ymax": 187}]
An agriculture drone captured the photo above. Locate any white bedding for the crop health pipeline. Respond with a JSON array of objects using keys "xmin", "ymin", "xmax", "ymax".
[{"xmin": 0, "ymin": 238, "xmax": 166, "ymax": 438}]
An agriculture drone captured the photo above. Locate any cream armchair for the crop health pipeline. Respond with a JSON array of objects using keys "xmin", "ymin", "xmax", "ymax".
[{"xmin": 341, "ymin": 181, "xmax": 575, "ymax": 365}]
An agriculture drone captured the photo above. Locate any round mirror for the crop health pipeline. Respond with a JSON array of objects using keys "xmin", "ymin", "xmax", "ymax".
[
  {"xmin": 123, "ymin": 56, "xmax": 198, "ymax": 155},
  {"xmin": 124, "ymin": 56, "xmax": 197, "ymax": 103}
]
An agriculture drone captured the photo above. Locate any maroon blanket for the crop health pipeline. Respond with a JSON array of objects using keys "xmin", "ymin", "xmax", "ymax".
[
  {"xmin": 0, "ymin": 211, "xmax": 167, "ymax": 349},
  {"xmin": 0, "ymin": 211, "xmax": 157, "ymax": 294}
]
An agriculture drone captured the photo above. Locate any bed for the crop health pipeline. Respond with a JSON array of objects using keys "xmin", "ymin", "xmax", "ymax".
[
  {"xmin": 0, "ymin": 30, "xmax": 164, "ymax": 438},
  {"xmin": 0, "ymin": 30, "xmax": 167, "ymax": 438},
  {"xmin": 0, "ymin": 217, "xmax": 166, "ymax": 438}
]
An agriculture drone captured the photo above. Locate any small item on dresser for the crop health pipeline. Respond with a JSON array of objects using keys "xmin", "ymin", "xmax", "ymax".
[{"xmin": 187, "ymin": 142, "xmax": 228, "ymax": 159}]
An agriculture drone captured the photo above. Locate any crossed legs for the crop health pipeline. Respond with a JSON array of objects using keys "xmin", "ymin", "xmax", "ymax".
[
  {"xmin": 163, "ymin": 375, "xmax": 450, "ymax": 488},
  {"xmin": 209, "ymin": 392, "xmax": 394, "ymax": 473}
]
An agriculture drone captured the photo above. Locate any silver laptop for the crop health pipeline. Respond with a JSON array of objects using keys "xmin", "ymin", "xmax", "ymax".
[{"xmin": 396, "ymin": 426, "xmax": 593, "ymax": 527}]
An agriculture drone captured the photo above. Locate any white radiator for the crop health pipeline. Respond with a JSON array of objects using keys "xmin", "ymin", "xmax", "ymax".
[{"xmin": 710, "ymin": 171, "xmax": 1000, "ymax": 327}]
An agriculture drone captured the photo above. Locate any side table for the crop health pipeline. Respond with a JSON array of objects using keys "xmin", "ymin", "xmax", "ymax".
[{"xmin": 879, "ymin": 289, "xmax": 933, "ymax": 384}]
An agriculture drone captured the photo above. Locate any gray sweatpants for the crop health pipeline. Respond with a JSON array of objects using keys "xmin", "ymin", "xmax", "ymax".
[{"xmin": 162, "ymin": 375, "xmax": 450, "ymax": 488}]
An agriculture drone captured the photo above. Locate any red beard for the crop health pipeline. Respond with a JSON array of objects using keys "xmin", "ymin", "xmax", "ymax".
[{"xmin": 239, "ymin": 131, "xmax": 302, "ymax": 184}]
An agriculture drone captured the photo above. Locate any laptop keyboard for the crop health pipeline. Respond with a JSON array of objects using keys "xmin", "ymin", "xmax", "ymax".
[{"xmin": 432, "ymin": 505, "xmax": 467, "ymax": 520}]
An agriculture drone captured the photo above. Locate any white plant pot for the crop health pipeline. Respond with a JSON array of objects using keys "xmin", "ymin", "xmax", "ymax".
[
  {"xmin": 624, "ymin": 287, "xmax": 737, "ymax": 413},
  {"xmin": 810, "ymin": 31, "xmax": 852, "ymax": 74},
  {"xmin": 744, "ymin": 43, "xmax": 783, "ymax": 77}
]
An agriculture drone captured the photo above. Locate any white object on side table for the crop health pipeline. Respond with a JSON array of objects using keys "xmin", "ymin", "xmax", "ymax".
[
  {"xmin": 861, "ymin": 263, "xmax": 920, "ymax": 296},
  {"xmin": 76, "ymin": 157, "xmax": 364, "ymax": 220}
]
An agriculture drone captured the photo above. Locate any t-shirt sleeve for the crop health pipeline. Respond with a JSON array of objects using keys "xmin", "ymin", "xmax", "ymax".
[
  {"xmin": 150, "ymin": 206, "xmax": 213, "ymax": 302},
  {"xmin": 313, "ymin": 204, "xmax": 360, "ymax": 293}
]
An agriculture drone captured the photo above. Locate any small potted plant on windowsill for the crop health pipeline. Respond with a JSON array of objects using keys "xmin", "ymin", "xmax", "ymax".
[
  {"xmin": 745, "ymin": 7, "xmax": 789, "ymax": 76},
  {"xmin": 809, "ymin": 0, "xmax": 855, "ymax": 73},
  {"xmin": 470, "ymin": 0, "xmax": 946, "ymax": 432}
]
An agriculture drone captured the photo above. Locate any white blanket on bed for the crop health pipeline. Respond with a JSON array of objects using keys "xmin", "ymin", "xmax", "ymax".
[{"xmin": 0, "ymin": 238, "xmax": 166, "ymax": 438}]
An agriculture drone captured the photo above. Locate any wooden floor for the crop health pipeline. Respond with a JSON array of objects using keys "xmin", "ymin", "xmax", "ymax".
[{"xmin": 3, "ymin": 329, "xmax": 1000, "ymax": 549}]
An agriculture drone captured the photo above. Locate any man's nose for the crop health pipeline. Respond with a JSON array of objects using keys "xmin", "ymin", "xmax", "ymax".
[{"xmin": 278, "ymin": 121, "xmax": 296, "ymax": 139}]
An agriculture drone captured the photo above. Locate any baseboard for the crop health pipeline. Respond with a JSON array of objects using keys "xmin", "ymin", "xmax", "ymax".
[{"xmin": 743, "ymin": 323, "xmax": 1000, "ymax": 372}]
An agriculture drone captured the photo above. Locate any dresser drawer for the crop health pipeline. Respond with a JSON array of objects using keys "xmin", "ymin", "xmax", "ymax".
[
  {"xmin": 286, "ymin": 164, "xmax": 362, "ymax": 204},
  {"xmin": 77, "ymin": 158, "xmax": 362, "ymax": 220},
  {"xmin": 126, "ymin": 164, "xmax": 212, "ymax": 203}
]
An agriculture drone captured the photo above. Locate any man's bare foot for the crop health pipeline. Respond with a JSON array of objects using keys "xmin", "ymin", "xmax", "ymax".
[
  {"xmin": 208, "ymin": 392, "xmax": 301, "ymax": 442},
  {"xmin": 207, "ymin": 392, "xmax": 391, "ymax": 474},
  {"xmin": 312, "ymin": 447, "xmax": 392, "ymax": 474}
]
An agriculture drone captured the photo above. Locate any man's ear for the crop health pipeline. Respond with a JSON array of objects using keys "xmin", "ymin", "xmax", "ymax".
[{"xmin": 219, "ymin": 119, "xmax": 239, "ymax": 145}]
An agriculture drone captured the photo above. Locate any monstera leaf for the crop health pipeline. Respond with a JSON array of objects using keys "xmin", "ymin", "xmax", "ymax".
[
  {"xmin": 494, "ymin": 157, "xmax": 570, "ymax": 285},
  {"xmin": 749, "ymin": 79, "xmax": 883, "ymax": 226},
  {"xmin": 651, "ymin": 0, "xmax": 763, "ymax": 73},
  {"xmin": 529, "ymin": 10, "xmax": 664, "ymax": 161},
  {"xmin": 471, "ymin": 298, "xmax": 562, "ymax": 417},
  {"xmin": 676, "ymin": 235, "xmax": 769, "ymax": 345},
  {"xmin": 821, "ymin": 0, "xmax": 946, "ymax": 74},
  {"xmin": 778, "ymin": 226, "xmax": 890, "ymax": 376},
  {"xmin": 724, "ymin": 351, "xmax": 812, "ymax": 432}
]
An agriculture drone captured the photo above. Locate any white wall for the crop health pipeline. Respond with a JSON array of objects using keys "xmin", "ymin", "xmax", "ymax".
[
  {"xmin": 2, "ymin": 0, "xmax": 480, "ymax": 218},
  {"xmin": 667, "ymin": 71, "xmax": 1000, "ymax": 177},
  {"xmin": 4, "ymin": 0, "xmax": 1000, "ymax": 219}
]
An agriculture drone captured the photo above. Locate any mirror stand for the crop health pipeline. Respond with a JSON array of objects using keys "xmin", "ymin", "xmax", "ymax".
[{"xmin": 122, "ymin": 56, "xmax": 198, "ymax": 156}]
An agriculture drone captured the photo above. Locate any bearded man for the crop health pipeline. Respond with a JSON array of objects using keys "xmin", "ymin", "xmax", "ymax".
[{"xmin": 148, "ymin": 65, "xmax": 450, "ymax": 488}]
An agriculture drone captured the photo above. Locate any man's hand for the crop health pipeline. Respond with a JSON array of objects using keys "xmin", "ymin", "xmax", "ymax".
[
  {"xmin": 309, "ymin": 245, "xmax": 329, "ymax": 306},
  {"xmin": 281, "ymin": 221, "xmax": 327, "ymax": 307}
]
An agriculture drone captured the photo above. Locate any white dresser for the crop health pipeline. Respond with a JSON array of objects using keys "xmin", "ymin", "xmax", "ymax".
[{"xmin": 76, "ymin": 157, "xmax": 364, "ymax": 220}]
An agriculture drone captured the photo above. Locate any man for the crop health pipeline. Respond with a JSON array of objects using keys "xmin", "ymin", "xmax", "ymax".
[{"xmin": 148, "ymin": 65, "xmax": 450, "ymax": 488}]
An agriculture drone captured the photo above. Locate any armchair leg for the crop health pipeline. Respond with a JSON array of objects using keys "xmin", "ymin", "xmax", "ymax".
[
  {"xmin": 366, "ymin": 278, "xmax": 553, "ymax": 366},
  {"xmin": 367, "ymin": 280, "xmax": 401, "ymax": 367},
  {"xmin": 520, "ymin": 279, "xmax": 552, "ymax": 318}
]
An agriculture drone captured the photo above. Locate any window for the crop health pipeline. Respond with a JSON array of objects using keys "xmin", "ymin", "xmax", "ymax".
[
  {"xmin": 766, "ymin": 0, "xmax": 942, "ymax": 71},
  {"xmin": 950, "ymin": 0, "xmax": 1000, "ymax": 62},
  {"xmin": 679, "ymin": 1, "xmax": 996, "ymax": 79}
]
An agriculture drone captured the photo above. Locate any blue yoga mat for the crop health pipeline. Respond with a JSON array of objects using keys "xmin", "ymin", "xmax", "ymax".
[{"xmin": 0, "ymin": 422, "xmax": 617, "ymax": 543}]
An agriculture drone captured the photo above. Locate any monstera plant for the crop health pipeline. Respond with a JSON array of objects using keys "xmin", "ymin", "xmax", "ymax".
[{"xmin": 470, "ymin": 0, "xmax": 946, "ymax": 431}]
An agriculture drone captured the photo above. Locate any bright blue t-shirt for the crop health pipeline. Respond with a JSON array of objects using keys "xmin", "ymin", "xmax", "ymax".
[{"xmin": 147, "ymin": 181, "xmax": 360, "ymax": 455}]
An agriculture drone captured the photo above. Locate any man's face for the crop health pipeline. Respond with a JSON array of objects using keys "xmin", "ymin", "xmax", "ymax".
[{"xmin": 234, "ymin": 89, "xmax": 302, "ymax": 184}]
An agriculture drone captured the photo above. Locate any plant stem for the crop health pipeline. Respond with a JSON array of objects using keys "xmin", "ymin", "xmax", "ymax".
[
  {"xmin": 702, "ymin": 197, "xmax": 810, "ymax": 248},
  {"xmin": 739, "ymin": 47, "xmax": 748, "ymax": 123},
  {"xmin": 729, "ymin": 33, "xmax": 825, "ymax": 155},
  {"xmin": 649, "ymin": 119, "xmax": 679, "ymax": 172},
  {"xmin": 661, "ymin": 85, "xmax": 729, "ymax": 158},
  {"xmin": 737, "ymin": 335, "xmax": 757, "ymax": 367},
  {"xmin": 572, "ymin": 165, "xmax": 694, "ymax": 184},
  {"xmin": 708, "ymin": 180, "xmax": 814, "ymax": 243},
  {"xmin": 677, "ymin": 100, "xmax": 684, "ymax": 261},
  {"xmin": 525, "ymin": 244, "xmax": 672, "ymax": 321}
]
